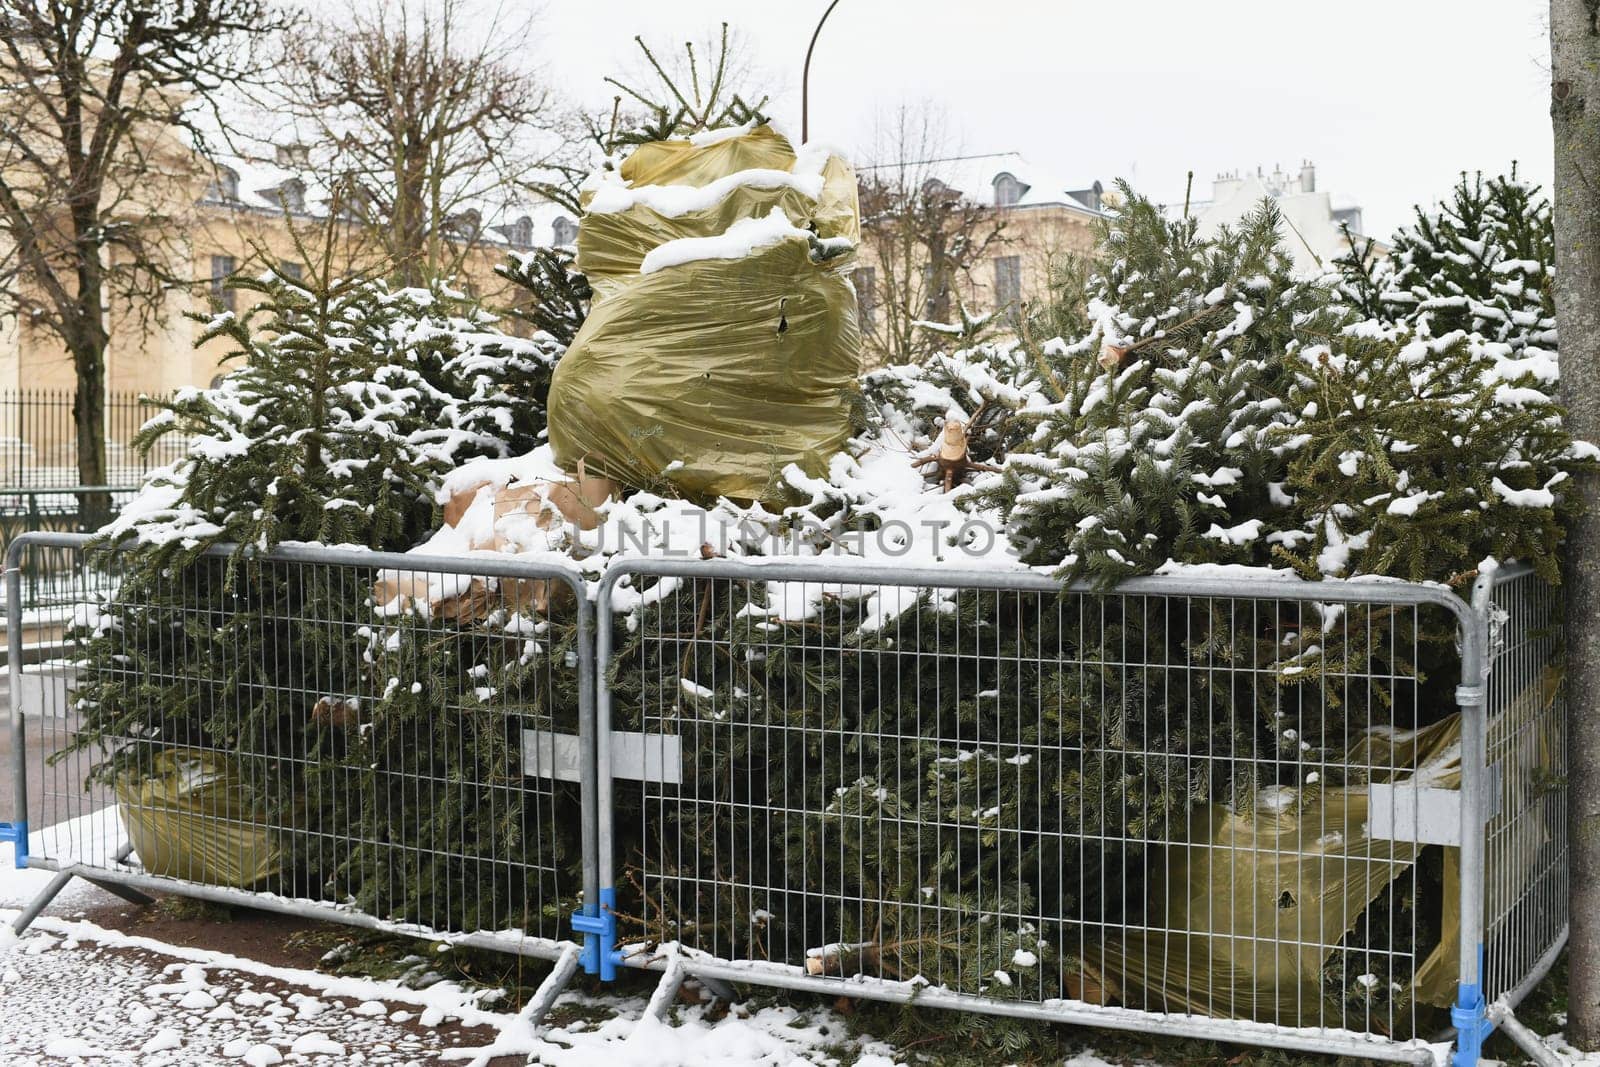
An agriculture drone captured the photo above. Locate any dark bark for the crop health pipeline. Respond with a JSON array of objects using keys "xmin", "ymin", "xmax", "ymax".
[
  {"xmin": 70, "ymin": 196, "xmax": 109, "ymax": 524},
  {"xmin": 1551, "ymin": 0, "xmax": 1600, "ymax": 1049}
]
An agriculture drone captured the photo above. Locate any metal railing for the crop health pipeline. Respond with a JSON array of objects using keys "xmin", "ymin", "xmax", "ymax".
[
  {"xmin": 0, "ymin": 534, "xmax": 1567, "ymax": 1066},
  {"xmin": 0, "ymin": 390, "xmax": 189, "ymax": 487}
]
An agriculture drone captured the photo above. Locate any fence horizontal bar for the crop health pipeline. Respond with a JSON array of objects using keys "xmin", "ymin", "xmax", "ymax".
[
  {"xmin": 604, "ymin": 555, "xmax": 1477, "ymax": 617},
  {"xmin": 16, "ymin": 858, "xmax": 579, "ymax": 961},
  {"xmin": 614, "ymin": 951, "xmax": 1441, "ymax": 1065}
]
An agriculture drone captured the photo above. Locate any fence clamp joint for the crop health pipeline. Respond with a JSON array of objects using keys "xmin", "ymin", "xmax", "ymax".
[
  {"xmin": 1454, "ymin": 683, "xmax": 1486, "ymax": 708},
  {"xmin": 1451, "ymin": 949, "xmax": 1493, "ymax": 1067},
  {"xmin": 572, "ymin": 887, "xmax": 620, "ymax": 982},
  {"xmin": 0, "ymin": 821, "xmax": 27, "ymax": 869}
]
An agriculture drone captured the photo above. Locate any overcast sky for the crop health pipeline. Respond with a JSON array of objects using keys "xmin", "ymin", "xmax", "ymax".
[{"xmin": 540, "ymin": 0, "xmax": 1553, "ymax": 238}]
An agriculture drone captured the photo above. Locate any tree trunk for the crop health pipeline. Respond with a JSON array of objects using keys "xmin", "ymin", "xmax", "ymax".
[
  {"xmin": 69, "ymin": 226, "xmax": 110, "ymax": 530},
  {"xmin": 71, "ymin": 336, "xmax": 110, "ymax": 530},
  {"xmin": 1551, "ymin": 0, "xmax": 1600, "ymax": 1049}
]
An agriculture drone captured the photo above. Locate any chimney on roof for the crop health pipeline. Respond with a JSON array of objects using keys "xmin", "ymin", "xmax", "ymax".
[
  {"xmin": 1213, "ymin": 171, "xmax": 1244, "ymax": 203},
  {"xmin": 1300, "ymin": 160, "xmax": 1316, "ymax": 194}
]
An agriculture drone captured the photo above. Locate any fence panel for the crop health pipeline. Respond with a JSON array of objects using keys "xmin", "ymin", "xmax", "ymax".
[
  {"xmin": 594, "ymin": 558, "xmax": 1543, "ymax": 1063},
  {"xmin": 5, "ymin": 533, "xmax": 593, "ymax": 962},
  {"xmin": 3, "ymin": 540, "xmax": 1569, "ymax": 1064},
  {"xmin": 1478, "ymin": 564, "xmax": 1568, "ymax": 1005}
]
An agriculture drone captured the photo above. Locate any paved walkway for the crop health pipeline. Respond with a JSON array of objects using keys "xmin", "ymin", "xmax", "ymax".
[{"xmin": 0, "ymin": 921, "xmax": 521, "ymax": 1065}]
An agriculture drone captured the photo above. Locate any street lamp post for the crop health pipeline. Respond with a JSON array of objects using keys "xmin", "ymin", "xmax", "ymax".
[{"xmin": 801, "ymin": 0, "xmax": 843, "ymax": 143}]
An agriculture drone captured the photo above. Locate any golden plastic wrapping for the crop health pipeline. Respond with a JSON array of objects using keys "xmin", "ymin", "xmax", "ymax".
[
  {"xmin": 1085, "ymin": 666, "xmax": 1560, "ymax": 1025},
  {"xmin": 550, "ymin": 124, "xmax": 862, "ymax": 502},
  {"xmin": 116, "ymin": 748, "xmax": 279, "ymax": 889}
]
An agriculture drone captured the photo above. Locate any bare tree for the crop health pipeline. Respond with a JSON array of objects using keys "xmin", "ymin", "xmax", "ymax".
[
  {"xmin": 0, "ymin": 0, "xmax": 289, "ymax": 519},
  {"xmin": 1551, "ymin": 0, "xmax": 1600, "ymax": 1049},
  {"xmin": 275, "ymin": 0, "xmax": 553, "ymax": 286},
  {"xmin": 857, "ymin": 104, "xmax": 1008, "ymax": 366}
]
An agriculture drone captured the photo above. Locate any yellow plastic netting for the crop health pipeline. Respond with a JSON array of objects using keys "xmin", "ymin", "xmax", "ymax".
[
  {"xmin": 1084, "ymin": 667, "xmax": 1559, "ymax": 1026},
  {"xmin": 548, "ymin": 123, "xmax": 862, "ymax": 502},
  {"xmin": 116, "ymin": 748, "xmax": 279, "ymax": 890}
]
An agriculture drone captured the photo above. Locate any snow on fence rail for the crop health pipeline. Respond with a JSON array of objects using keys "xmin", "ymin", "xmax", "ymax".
[{"xmin": 0, "ymin": 534, "xmax": 1566, "ymax": 1067}]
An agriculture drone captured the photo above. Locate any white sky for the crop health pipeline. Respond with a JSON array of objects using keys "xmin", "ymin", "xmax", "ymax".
[{"xmin": 539, "ymin": 0, "xmax": 1554, "ymax": 238}]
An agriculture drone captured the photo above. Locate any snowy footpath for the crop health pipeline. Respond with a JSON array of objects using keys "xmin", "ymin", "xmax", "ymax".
[{"xmin": 0, "ymin": 815, "xmax": 907, "ymax": 1065}]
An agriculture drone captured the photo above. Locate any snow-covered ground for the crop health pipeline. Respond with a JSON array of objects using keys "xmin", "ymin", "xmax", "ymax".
[
  {"xmin": 0, "ymin": 814, "xmax": 921, "ymax": 1065},
  {"xmin": 8, "ymin": 813, "xmax": 1580, "ymax": 1065}
]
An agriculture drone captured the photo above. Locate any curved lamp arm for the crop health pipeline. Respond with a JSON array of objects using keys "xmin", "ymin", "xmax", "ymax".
[{"xmin": 801, "ymin": 0, "xmax": 844, "ymax": 142}]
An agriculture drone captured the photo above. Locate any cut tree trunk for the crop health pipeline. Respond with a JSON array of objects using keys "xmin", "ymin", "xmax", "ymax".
[{"xmin": 1550, "ymin": 0, "xmax": 1600, "ymax": 1049}]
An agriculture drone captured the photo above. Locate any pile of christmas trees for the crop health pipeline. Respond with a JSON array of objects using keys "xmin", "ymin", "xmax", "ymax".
[
  {"xmin": 71, "ymin": 266, "xmax": 583, "ymax": 937},
  {"xmin": 600, "ymin": 172, "xmax": 1589, "ymax": 1037},
  {"xmin": 67, "ymin": 146, "xmax": 1589, "ymax": 1053}
]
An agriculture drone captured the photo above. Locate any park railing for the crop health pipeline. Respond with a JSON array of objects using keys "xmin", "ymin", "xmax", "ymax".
[
  {"xmin": 0, "ymin": 533, "xmax": 1566, "ymax": 1066},
  {"xmin": 0, "ymin": 390, "xmax": 187, "ymax": 488}
]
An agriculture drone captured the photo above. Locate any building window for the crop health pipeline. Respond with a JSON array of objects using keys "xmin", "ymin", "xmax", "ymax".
[
  {"xmin": 207, "ymin": 166, "xmax": 239, "ymax": 202},
  {"xmin": 448, "ymin": 208, "xmax": 482, "ymax": 240},
  {"xmin": 275, "ymin": 142, "xmax": 309, "ymax": 168},
  {"xmin": 993, "ymin": 172, "xmax": 1027, "ymax": 207},
  {"xmin": 275, "ymin": 179, "xmax": 306, "ymax": 214},
  {"xmin": 278, "ymin": 259, "xmax": 303, "ymax": 282},
  {"xmin": 853, "ymin": 266, "xmax": 877, "ymax": 329},
  {"xmin": 1332, "ymin": 205, "xmax": 1365, "ymax": 235},
  {"xmin": 552, "ymin": 216, "xmax": 577, "ymax": 247},
  {"xmin": 994, "ymin": 255, "xmax": 1022, "ymax": 312},
  {"xmin": 506, "ymin": 215, "xmax": 536, "ymax": 248},
  {"xmin": 210, "ymin": 255, "xmax": 237, "ymax": 312}
]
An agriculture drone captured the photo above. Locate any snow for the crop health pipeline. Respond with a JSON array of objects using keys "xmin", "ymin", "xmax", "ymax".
[
  {"xmin": 638, "ymin": 208, "xmax": 813, "ymax": 275},
  {"xmin": 1201, "ymin": 518, "xmax": 1264, "ymax": 545},
  {"xmin": 1255, "ymin": 785, "xmax": 1298, "ymax": 813},
  {"xmin": 0, "ymin": 906, "xmax": 971, "ymax": 1066},
  {"xmin": 585, "ymin": 145, "xmax": 830, "ymax": 218},
  {"xmin": 0, "ymin": 912, "xmax": 518, "ymax": 1064},
  {"xmin": 1491, "ymin": 474, "xmax": 1564, "ymax": 508},
  {"xmin": 1386, "ymin": 490, "xmax": 1442, "ymax": 517}
]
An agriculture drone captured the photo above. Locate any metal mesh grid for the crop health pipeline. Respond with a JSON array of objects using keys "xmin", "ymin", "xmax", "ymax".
[
  {"xmin": 13, "ymin": 537, "xmax": 586, "ymax": 949},
  {"xmin": 604, "ymin": 568, "xmax": 1487, "ymax": 1041},
  {"xmin": 1481, "ymin": 566, "xmax": 1568, "ymax": 1003}
]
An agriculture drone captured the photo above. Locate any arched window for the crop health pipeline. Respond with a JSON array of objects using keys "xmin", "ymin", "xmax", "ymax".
[
  {"xmin": 552, "ymin": 216, "xmax": 577, "ymax": 247},
  {"xmin": 276, "ymin": 179, "xmax": 306, "ymax": 214},
  {"xmin": 507, "ymin": 215, "xmax": 535, "ymax": 248},
  {"xmin": 207, "ymin": 165, "xmax": 239, "ymax": 202},
  {"xmin": 993, "ymin": 172, "xmax": 1027, "ymax": 207}
]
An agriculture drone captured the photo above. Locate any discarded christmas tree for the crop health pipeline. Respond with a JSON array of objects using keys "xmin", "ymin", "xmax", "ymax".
[
  {"xmin": 1335, "ymin": 169, "xmax": 1555, "ymax": 354},
  {"xmin": 70, "ymin": 262, "xmax": 582, "ymax": 934}
]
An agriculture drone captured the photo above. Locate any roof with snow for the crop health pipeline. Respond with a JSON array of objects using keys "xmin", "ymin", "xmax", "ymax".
[
  {"xmin": 198, "ymin": 151, "xmax": 580, "ymax": 251},
  {"xmin": 860, "ymin": 151, "xmax": 1105, "ymax": 215}
]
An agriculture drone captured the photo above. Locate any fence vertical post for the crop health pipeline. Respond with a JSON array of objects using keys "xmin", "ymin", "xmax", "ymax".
[
  {"xmin": 1452, "ymin": 580, "xmax": 1494, "ymax": 1067},
  {"xmin": 573, "ymin": 576, "xmax": 603, "ymax": 976},
  {"xmin": 1, "ymin": 535, "xmax": 30, "ymax": 869},
  {"xmin": 569, "ymin": 570, "xmax": 619, "ymax": 981}
]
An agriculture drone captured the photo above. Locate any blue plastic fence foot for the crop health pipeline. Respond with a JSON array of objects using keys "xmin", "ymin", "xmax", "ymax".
[
  {"xmin": 1452, "ymin": 949, "xmax": 1493, "ymax": 1067},
  {"xmin": 571, "ymin": 887, "xmax": 620, "ymax": 981},
  {"xmin": 0, "ymin": 821, "xmax": 27, "ymax": 869}
]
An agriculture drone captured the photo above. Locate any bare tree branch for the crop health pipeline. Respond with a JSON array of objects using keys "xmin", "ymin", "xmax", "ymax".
[
  {"xmin": 0, "ymin": 0, "xmax": 295, "ymax": 515},
  {"xmin": 857, "ymin": 103, "xmax": 1009, "ymax": 365},
  {"xmin": 271, "ymin": 0, "xmax": 556, "ymax": 287}
]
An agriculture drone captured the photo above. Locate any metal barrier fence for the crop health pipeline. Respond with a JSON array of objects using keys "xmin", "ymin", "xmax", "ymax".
[
  {"xmin": 1, "ymin": 533, "xmax": 596, "ymax": 1025},
  {"xmin": 0, "ymin": 488, "xmax": 140, "ymax": 605},
  {"xmin": 0, "ymin": 535, "xmax": 1567, "ymax": 1066}
]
